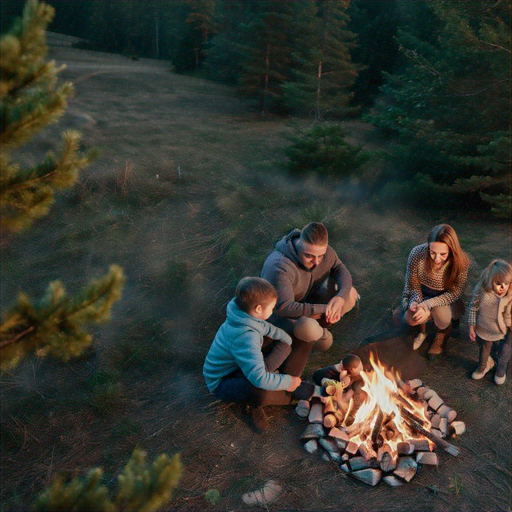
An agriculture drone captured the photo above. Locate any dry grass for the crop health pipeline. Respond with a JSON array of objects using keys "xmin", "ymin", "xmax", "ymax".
[{"xmin": 1, "ymin": 43, "xmax": 511, "ymax": 512}]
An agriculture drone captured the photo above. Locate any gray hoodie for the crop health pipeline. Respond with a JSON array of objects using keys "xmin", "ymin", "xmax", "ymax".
[{"xmin": 261, "ymin": 229, "xmax": 352, "ymax": 319}]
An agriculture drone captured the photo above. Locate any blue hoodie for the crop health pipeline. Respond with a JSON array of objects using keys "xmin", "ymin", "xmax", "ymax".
[{"xmin": 203, "ymin": 299, "xmax": 293, "ymax": 393}]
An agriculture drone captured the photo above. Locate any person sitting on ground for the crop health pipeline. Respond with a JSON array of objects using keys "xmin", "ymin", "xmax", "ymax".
[
  {"xmin": 468, "ymin": 259, "xmax": 511, "ymax": 385},
  {"xmin": 203, "ymin": 277, "xmax": 314, "ymax": 432},
  {"xmin": 395, "ymin": 224, "xmax": 470, "ymax": 358},
  {"xmin": 261, "ymin": 221, "xmax": 359, "ymax": 374}
]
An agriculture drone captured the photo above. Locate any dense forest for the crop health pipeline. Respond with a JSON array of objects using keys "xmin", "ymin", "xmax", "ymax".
[{"xmin": 1, "ymin": 0, "xmax": 510, "ymax": 216}]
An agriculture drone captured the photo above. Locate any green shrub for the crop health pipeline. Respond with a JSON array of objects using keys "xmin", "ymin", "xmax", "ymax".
[{"xmin": 283, "ymin": 124, "xmax": 368, "ymax": 177}]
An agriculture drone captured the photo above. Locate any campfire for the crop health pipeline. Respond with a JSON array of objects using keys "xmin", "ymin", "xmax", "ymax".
[{"xmin": 300, "ymin": 354, "xmax": 465, "ymax": 486}]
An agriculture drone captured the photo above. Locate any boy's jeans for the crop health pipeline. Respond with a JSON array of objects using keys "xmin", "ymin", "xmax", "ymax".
[{"xmin": 213, "ymin": 337, "xmax": 314, "ymax": 406}]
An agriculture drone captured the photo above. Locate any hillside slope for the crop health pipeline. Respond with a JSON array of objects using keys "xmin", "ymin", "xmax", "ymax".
[{"xmin": 1, "ymin": 42, "xmax": 510, "ymax": 512}]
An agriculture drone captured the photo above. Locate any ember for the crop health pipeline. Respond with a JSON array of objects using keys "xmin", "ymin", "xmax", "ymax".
[{"xmin": 300, "ymin": 354, "xmax": 464, "ymax": 486}]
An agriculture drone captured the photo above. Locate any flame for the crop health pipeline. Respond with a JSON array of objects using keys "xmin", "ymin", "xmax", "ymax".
[{"xmin": 345, "ymin": 353, "xmax": 432, "ymax": 454}]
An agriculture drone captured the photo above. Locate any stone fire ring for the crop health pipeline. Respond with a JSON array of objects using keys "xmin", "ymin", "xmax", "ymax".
[{"xmin": 300, "ymin": 378, "xmax": 465, "ymax": 487}]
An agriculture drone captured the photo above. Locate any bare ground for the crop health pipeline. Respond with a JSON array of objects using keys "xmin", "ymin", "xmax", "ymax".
[{"xmin": 1, "ymin": 43, "xmax": 511, "ymax": 512}]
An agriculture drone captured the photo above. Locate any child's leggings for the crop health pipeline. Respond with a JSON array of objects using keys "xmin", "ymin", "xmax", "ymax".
[{"xmin": 477, "ymin": 330, "xmax": 511, "ymax": 377}]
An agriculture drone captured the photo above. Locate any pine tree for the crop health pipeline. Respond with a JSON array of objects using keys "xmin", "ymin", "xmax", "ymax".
[
  {"xmin": 0, "ymin": 265, "xmax": 125, "ymax": 371},
  {"xmin": 0, "ymin": 0, "xmax": 91, "ymax": 233},
  {"xmin": 0, "ymin": 0, "xmax": 125, "ymax": 370},
  {"xmin": 282, "ymin": 0, "xmax": 360, "ymax": 119},
  {"xmin": 347, "ymin": 0, "xmax": 400, "ymax": 108},
  {"xmin": 237, "ymin": 1, "xmax": 297, "ymax": 114},
  {"xmin": 185, "ymin": 0, "xmax": 217, "ymax": 69},
  {"xmin": 203, "ymin": 1, "xmax": 256, "ymax": 84},
  {"xmin": 367, "ymin": 0, "xmax": 511, "ymax": 216},
  {"xmin": 33, "ymin": 448, "xmax": 182, "ymax": 512}
]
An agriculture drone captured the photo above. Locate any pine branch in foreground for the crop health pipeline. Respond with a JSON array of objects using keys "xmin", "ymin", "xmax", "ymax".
[
  {"xmin": 0, "ymin": 265, "xmax": 125, "ymax": 371},
  {"xmin": 33, "ymin": 449, "xmax": 182, "ymax": 512},
  {"xmin": 0, "ymin": 0, "xmax": 91, "ymax": 233}
]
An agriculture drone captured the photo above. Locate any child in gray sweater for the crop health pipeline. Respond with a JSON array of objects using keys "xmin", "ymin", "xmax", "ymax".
[{"xmin": 468, "ymin": 259, "xmax": 512, "ymax": 384}]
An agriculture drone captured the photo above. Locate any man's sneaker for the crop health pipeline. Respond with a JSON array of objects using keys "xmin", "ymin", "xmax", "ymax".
[
  {"xmin": 413, "ymin": 331, "xmax": 427, "ymax": 350},
  {"xmin": 494, "ymin": 372, "xmax": 506, "ymax": 385},
  {"xmin": 471, "ymin": 358, "xmax": 495, "ymax": 380},
  {"xmin": 295, "ymin": 400, "xmax": 311, "ymax": 418},
  {"xmin": 250, "ymin": 406, "xmax": 269, "ymax": 432}
]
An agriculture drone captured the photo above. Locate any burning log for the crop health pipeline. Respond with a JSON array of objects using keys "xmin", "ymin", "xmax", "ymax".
[
  {"xmin": 345, "ymin": 440, "xmax": 360, "ymax": 455},
  {"xmin": 329, "ymin": 427, "xmax": 349, "ymax": 442},
  {"xmin": 359, "ymin": 444, "xmax": 377, "ymax": 461},
  {"xmin": 392, "ymin": 392, "xmax": 415, "ymax": 411},
  {"xmin": 378, "ymin": 444, "xmax": 398, "ymax": 472},
  {"xmin": 371, "ymin": 408, "xmax": 384, "ymax": 450},
  {"xmin": 397, "ymin": 404, "xmax": 427, "ymax": 427},
  {"xmin": 410, "ymin": 439, "xmax": 430, "ymax": 452},
  {"xmin": 431, "ymin": 428, "xmax": 443, "ymax": 439},
  {"xmin": 404, "ymin": 416, "xmax": 460, "ymax": 456},
  {"xmin": 322, "ymin": 399, "xmax": 343, "ymax": 429},
  {"xmin": 397, "ymin": 441, "xmax": 414, "ymax": 455}
]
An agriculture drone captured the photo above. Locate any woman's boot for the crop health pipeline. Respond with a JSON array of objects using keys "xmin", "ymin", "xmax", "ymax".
[{"xmin": 428, "ymin": 324, "xmax": 453, "ymax": 358}]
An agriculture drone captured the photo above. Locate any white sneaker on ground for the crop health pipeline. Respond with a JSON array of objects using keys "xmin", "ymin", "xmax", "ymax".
[
  {"xmin": 471, "ymin": 357, "xmax": 495, "ymax": 380},
  {"xmin": 413, "ymin": 332, "xmax": 427, "ymax": 350},
  {"xmin": 494, "ymin": 373, "xmax": 506, "ymax": 385}
]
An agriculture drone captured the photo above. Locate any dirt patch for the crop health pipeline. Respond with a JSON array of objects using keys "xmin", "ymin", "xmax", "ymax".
[{"xmin": 1, "ymin": 43, "xmax": 510, "ymax": 512}]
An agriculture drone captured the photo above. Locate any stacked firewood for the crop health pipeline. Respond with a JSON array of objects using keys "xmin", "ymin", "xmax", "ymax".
[{"xmin": 299, "ymin": 378, "xmax": 465, "ymax": 487}]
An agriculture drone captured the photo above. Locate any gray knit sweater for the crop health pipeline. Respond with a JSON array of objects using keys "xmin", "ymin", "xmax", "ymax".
[{"xmin": 468, "ymin": 290, "xmax": 512, "ymax": 342}]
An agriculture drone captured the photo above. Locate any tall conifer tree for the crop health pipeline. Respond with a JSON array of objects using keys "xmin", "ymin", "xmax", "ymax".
[
  {"xmin": 0, "ymin": 0, "xmax": 125, "ymax": 370},
  {"xmin": 368, "ymin": 0, "xmax": 511, "ymax": 216},
  {"xmin": 283, "ymin": 0, "xmax": 360, "ymax": 118},
  {"xmin": 185, "ymin": 0, "xmax": 217, "ymax": 68},
  {"xmin": 237, "ymin": 1, "xmax": 296, "ymax": 114}
]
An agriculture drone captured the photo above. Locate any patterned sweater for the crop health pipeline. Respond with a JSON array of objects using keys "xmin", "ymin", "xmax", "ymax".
[
  {"xmin": 468, "ymin": 290, "xmax": 512, "ymax": 342},
  {"xmin": 401, "ymin": 244, "xmax": 469, "ymax": 311}
]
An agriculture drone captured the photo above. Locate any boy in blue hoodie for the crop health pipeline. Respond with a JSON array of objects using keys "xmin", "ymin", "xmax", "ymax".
[{"xmin": 204, "ymin": 277, "xmax": 312, "ymax": 431}]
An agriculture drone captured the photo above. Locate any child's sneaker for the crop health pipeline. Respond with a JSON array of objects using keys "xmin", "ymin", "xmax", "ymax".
[
  {"xmin": 471, "ymin": 357, "xmax": 495, "ymax": 380},
  {"xmin": 494, "ymin": 372, "xmax": 506, "ymax": 385},
  {"xmin": 295, "ymin": 400, "xmax": 311, "ymax": 418}
]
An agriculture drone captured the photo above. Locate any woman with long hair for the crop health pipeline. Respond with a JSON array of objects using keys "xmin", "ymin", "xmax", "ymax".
[{"xmin": 399, "ymin": 224, "xmax": 470, "ymax": 357}]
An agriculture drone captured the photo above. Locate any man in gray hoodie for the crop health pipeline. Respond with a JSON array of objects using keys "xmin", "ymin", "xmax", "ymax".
[{"xmin": 261, "ymin": 222, "xmax": 358, "ymax": 364}]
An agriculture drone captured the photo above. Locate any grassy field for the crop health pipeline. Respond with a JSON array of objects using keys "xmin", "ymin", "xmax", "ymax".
[{"xmin": 1, "ymin": 42, "xmax": 511, "ymax": 512}]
